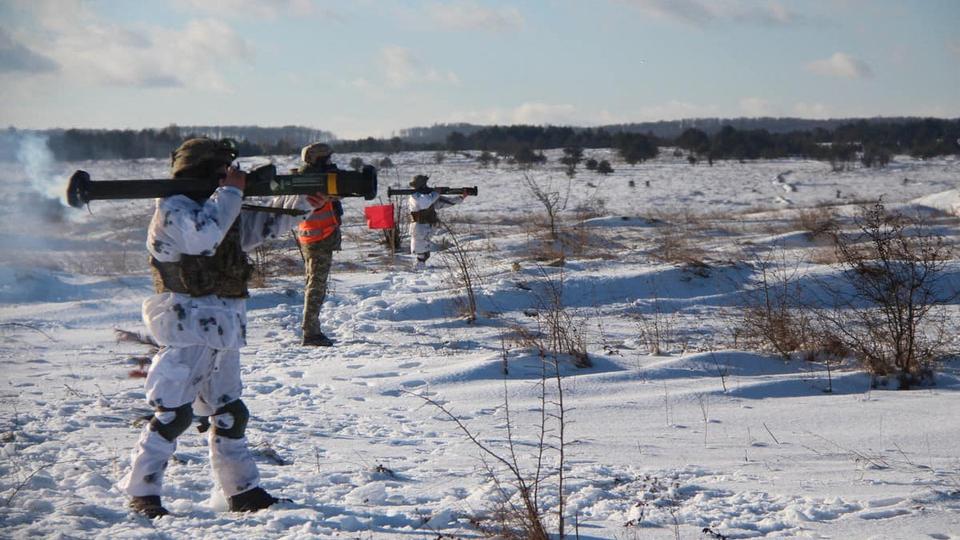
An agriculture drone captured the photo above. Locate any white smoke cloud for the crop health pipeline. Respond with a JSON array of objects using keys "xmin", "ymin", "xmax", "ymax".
[{"xmin": 16, "ymin": 133, "xmax": 61, "ymax": 200}]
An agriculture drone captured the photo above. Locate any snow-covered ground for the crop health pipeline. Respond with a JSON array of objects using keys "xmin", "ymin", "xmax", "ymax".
[{"xmin": 1, "ymin": 149, "xmax": 959, "ymax": 539}]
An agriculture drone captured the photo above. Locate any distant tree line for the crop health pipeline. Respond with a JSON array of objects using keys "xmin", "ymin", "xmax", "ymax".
[
  {"xmin": 2, "ymin": 118, "xmax": 956, "ymax": 166},
  {"xmin": 673, "ymin": 118, "xmax": 960, "ymax": 169},
  {"xmin": 29, "ymin": 125, "xmax": 333, "ymax": 161}
]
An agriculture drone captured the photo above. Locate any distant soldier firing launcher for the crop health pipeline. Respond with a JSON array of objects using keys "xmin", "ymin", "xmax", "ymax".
[{"xmin": 401, "ymin": 174, "xmax": 473, "ymax": 270}]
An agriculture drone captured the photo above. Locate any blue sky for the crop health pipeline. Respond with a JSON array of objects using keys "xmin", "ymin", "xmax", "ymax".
[{"xmin": 0, "ymin": 0, "xmax": 957, "ymax": 139}]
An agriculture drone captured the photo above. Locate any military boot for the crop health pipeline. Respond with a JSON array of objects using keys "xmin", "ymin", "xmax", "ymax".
[
  {"xmin": 302, "ymin": 332, "xmax": 333, "ymax": 347},
  {"xmin": 229, "ymin": 486, "xmax": 284, "ymax": 512},
  {"xmin": 130, "ymin": 495, "xmax": 170, "ymax": 518}
]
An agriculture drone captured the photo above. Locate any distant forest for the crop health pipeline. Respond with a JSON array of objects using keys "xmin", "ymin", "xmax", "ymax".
[
  {"xmin": 332, "ymin": 117, "xmax": 960, "ymax": 170},
  {"xmin": 0, "ymin": 125, "xmax": 334, "ymax": 162},
  {"xmin": 1, "ymin": 118, "xmax": 957, "ymax": 170}
]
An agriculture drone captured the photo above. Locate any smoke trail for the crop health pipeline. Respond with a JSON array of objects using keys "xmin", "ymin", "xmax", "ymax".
[
  {"xmin": 16, "ymin": 133, "xmax": 62, "ymax": 200},
  {"xmin": 0, "ymin": 132, "xmax": 65, "ymax": 237}
]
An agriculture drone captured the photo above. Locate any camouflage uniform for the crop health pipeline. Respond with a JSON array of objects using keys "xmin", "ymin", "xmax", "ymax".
[
  {"xmin": 301, "ymin": 224, "xmax": 340, "ymax": 342},
  {"xmin": 121, "ymin": 138, "xmax": 311, "ymax": 518},
  {"xmin": 296, "ymin": 143, "xmax": 342, "ymax": 346},
  {"xmin": 407, "ymin": 175, "xmax": 464, "ymax": 267}
]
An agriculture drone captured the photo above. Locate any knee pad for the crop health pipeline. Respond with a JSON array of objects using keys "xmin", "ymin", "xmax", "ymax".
[
  {"xmin": 211, "ymin": 399, "xmax": 249, "ymax": 439},
  {"xmin": 149, "ymin": 403, "xmax": 193, "ymax": 442}
]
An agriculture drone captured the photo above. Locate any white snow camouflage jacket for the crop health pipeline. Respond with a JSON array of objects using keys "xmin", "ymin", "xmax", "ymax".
[
  {"xmin": 407, "ymin": 191, "xmax": 462, "ymax": 254},
  {"xmin": 144, "ymin": 186, "xmax": 311, "ymax": 350}
]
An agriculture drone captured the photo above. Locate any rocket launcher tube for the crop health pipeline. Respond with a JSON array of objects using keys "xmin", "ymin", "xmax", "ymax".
[{"xmin": 66, "ymin": 164, "xmax": 378, "ymax": 208}]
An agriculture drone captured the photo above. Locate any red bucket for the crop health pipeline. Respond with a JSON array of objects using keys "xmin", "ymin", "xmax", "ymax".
[{"xmin": 364, "ymin": 204, "xmax": 395, "ymax": 229}]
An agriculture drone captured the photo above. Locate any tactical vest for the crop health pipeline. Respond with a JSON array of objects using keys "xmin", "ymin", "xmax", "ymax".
[
  {"xmin": 150, "ymin": 221, "xmax": 253, "ymax": 298},
  {"xmin": 410, "ymin": 206, "xmax": 438, "ymax": 224}
]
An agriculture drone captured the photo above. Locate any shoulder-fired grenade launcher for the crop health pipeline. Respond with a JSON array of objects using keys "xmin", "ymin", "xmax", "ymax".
[
  {"xmin": 386, "ymin": 186, "xmax": 478, "ymax": 197},
  {"xmin": 65, "ymin": 163, "xmax": 378, "ymax": 209}
]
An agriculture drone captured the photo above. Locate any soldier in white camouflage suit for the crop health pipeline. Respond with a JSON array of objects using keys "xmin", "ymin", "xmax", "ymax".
[
  {"xmin": 119, "ymin": 138, "xmax": 317, "ymax": 518},
  {"xmin": 407, "ymin": 174, "xmax": 467, "ymax": 269}
]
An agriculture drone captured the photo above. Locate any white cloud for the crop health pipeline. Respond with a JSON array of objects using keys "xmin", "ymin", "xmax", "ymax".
[
  {"xmin": 425, "ymin": 68, "xmax": 461, "ymax": 85},
  {"xmin": 806, "ymin": 52, "xmax": 872, "ymax": 79},
  {"xmin": 48, "ymin": 18, "xmax": 253, "ymax": 91},
  {"xmin": 510, "ymin": 103, "xmax": 579, "ymax": 124},
  {"xmin": 448, "ymin": 102, "xmax": 592, "ymax": 126},
  {"xmin": 380, "ymin": 46, "xmax": 459, "ymax": 89},
  {"xmin": 739, "ymin": 97, "xmax": 772, "ymax": 117},
  {"xmin": 633, "ymin": 100, "xmax": 719, "ymax": 121},
  {"xmin": 9, "ymin": 0, "xmax": 255, "ymax": 92},
  {"xmin": 793, "ymin": 102, "xmax": 831, "ymax": 118},
  {"xmin": 381, "ymin": 46, "xmax": 417, "ymax": 88},
  {"xmin": 620, "ymin": 0, "xmax": 800, "ymax": 27},
  {"xmin": 427, "ymin": 1, "xmax": 524, "ymax": 32},
  {"xmin": 173, "ymin": 0, "xmax": 319, "ymax": 19}
]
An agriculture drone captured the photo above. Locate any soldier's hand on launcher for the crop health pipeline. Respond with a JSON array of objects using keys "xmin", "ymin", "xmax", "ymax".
[{"xmin": 220, "ymin": 165, "xmax": 246, "ymax": 191}]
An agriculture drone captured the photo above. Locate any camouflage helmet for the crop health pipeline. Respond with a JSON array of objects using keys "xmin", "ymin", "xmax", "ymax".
[
  {"xmin": 301, "ymin": 142, "xmax": 333, "ymax": 165},
  {"xmin": 171, "ymin": 138, "xmax": 239, "ymax": 177},
  {"xmin": 409, "ymin": 174, "xmax": 429, "ymax": 189}
]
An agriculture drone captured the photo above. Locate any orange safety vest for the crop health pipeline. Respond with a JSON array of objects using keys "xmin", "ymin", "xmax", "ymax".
[{"xmin": 297, "ymin": 201, "xmax": 340, "ymax": 244}]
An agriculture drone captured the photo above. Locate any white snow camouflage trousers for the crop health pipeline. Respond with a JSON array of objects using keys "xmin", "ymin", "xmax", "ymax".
[
  {"xmin": 121, "ymin": 188, "xmax": 311, "ymax": 499},
  {"xmin": 119, "ymin": 295, "xmax": 259, "ymax": 498}
]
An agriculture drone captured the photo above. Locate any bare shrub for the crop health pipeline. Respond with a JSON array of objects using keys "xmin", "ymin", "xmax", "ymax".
[
  {"xmin": 380, "ymin": 199, "xmax": 409, "ymax": 254},
  {"xmin": 409, "ymin": 348, "xmax": 571, "ymax": 539},
  {"xmin": 631, "ymin": 292, "xmax": 683, "ymax": 355},
  {"xmin": 251, "ymin": 237, "xmax": 302, "ymax": 288},
  {"xmin": 438, "ymin": 222, "xmax": 480, "ymax": 322},
  {"xmin": 807, "ymin": 247, "xmax": 842, "ymax": 265},
  {"xmin": 411, "ymin": 362, "xmax": 567, "ymax": 540},
  {"xmin": 820, "ymin": 201, "xmax": 956, "ymax": 388},
  {"xmin": 795, "ymin": 207, "xmax": 837, "ymax": 241},
  {"xmin": 650, "ymin": 224, "xmax": 710, "ymax": 267},
  {"xmin": 512, "ymin": 267, "xmax": 590, "ymax": 368},
  {"xmin": 801, "ymin": 328, "xmax": 850, "ymax": 393},
  {"xmin": 738, "ymin": 251, "xmax": 814, "ymax": 360},
  {"xmin": 523, "ymin": 173, "xmax": 571, "ymax": 241}
]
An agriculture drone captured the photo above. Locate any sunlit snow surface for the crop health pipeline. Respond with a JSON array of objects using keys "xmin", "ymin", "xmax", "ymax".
[{"xmin": 1, "ymin": 149, "xmax": 959, "ymax": 539}]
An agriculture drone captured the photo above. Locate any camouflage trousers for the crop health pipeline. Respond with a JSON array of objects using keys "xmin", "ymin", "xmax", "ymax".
[{"xmin": 301, "ymin": 238, "xmax": 336, "ymax": 338}]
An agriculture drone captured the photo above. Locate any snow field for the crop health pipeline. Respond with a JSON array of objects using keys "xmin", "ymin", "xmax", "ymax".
[{"xmin": 1, "ymin": 149, "xmax": 959, "ymax": 538}]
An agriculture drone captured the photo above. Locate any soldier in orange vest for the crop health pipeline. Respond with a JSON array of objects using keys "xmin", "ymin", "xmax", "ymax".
[{"xmin": 296, "ymin": 143, "xmax": 343, "ymax": 346}]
